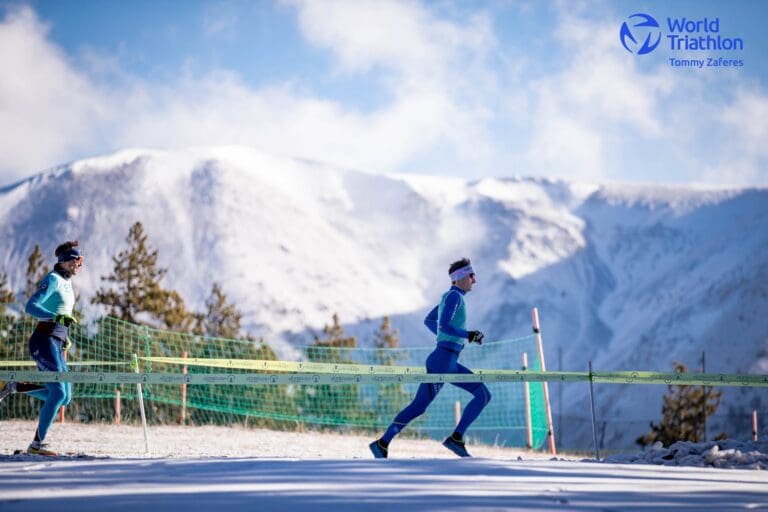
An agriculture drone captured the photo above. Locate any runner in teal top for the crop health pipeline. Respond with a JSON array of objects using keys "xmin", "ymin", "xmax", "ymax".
[
  {"xmin": 0, "ymin": 241, "xmax": 84, "ymax": 456},
  {"xmin": 370, "ymin": 258, "xmax": 490, "ymax": 458}
]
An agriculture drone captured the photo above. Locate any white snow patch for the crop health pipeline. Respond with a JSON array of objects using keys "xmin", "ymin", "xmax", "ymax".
[
  {"xmin": 602, "ymin": 439, "xmax": 768, "ymax": 470},
  {"xmin": 1, "ymin": 421, "xmax": 767, "ymax": 512}
]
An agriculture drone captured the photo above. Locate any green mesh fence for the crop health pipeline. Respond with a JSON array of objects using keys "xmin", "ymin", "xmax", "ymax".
[{"xmin": 0, "ymin": 313, "xmax": 549, "ymax": 449}]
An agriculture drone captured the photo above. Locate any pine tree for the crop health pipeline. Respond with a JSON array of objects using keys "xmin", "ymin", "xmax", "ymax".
[
  {"xmin": 0, "ymin": 270, "xmax": 29, "ymax": 403},
  {"xmin": 372, "ymin": 316, "xmax": 410, "ymax": 422},
  {"xmin": 24, "ymin": 244, "xmax": 50, "ymax": 300},
  {"xmin": 0, "ymin": 272, "xmax": 14, "ymax": 316},
  {"xmin": 636, "ymin": 362, "xmax": 722, "ymax": 447},
  {"xmin": 182, "ymin": 283, "xmax": 295, "ymax": 429},
  {"xmin": 186, "ymin": 333, "xmax": 296, "ymax": 429},
  {"xmin": 299, "ymin": 313, "xmax": 368, "ymax": 426},
  {"xmin": 373, "ymin": 316, "xmax": 399, "ymax": 351},
  {"xmin": 92, "ymin": 221, "xmax": 193, "ymax": 330},
  {"xmin": 159, "ymin": 290, "xmax": 196, "ymax": 332},
  {"xmin": 198, "ymin": 282, "xmax": 242, "ymax": 339},
  {"xmin": 314, "ymin": 313, "xmax": 356, "ymax": 349}
]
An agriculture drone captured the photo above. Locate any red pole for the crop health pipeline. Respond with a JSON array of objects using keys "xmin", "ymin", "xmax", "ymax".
[
  {"xmin": 753, "ymin": 410, "xmax": 758, "ymax": 442},
  {"xmin": 181, "ymin": 351, "xmax": 188, "ymax": 425},
  {"xmin": 115, "ymin": 389, "xmax": 121, "ymax": 426}
]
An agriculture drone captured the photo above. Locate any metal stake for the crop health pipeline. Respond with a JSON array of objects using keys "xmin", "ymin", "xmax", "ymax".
[{"xmin": 588, "ymin": 360, "xmax": 601, "ymax": 462}]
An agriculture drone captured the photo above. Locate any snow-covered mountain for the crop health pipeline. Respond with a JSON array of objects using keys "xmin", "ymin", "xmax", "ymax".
[{"xmin": 1, "ymin": 146, "xmax": 766, "ymax": 448}]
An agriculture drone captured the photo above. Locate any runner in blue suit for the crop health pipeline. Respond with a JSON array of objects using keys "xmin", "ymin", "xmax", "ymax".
[
  {"xmin": 370, "ymin": 258, "xmax": 490, "ymax": 458},
  {"xmin": 0, "ymin": 241, "xmax": 84, "ymax": 456}
]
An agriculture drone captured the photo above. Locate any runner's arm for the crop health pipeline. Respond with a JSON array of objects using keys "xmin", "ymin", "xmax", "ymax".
[
  {"xmin": 424, "ymin": 305, "xmax": 438, "ymax": 335},
  {"xmin": 25, "ymin": 274, "xmax": 56, "ymax": 319}
]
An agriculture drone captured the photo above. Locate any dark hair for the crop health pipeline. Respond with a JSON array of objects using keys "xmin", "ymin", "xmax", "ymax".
[
  {"xmin": 54, "ymin": 240, "xmax": 80, "ymax": 258},
  {"xmin": 448, "ymin": 258, "xmax": 471, "ymax": 275}
]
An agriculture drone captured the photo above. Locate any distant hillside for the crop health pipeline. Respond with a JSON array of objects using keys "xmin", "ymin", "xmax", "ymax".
[{"xmin": 1, "ymin": 146, "xmax": 766, "ymax": 448}]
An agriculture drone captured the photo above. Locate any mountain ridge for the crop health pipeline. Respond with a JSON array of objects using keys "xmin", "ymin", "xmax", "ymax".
[{"xmin": 1, "ymin": 145, "xmax": 766, "ymax": 448}]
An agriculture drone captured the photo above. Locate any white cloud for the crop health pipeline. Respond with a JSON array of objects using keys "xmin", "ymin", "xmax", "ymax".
[
  {"xmin": 0, "ymin": 2, "xmax": 766, "ymax": 187},
  {"xmin": 287, "ymin": 0, "xmax": 492, "ymax": 82},
  {"xmin": 202, "ymin": 4, "xmax": 239, "ymax": 38},
  {"xmin": 285, "ymin": 0, "xmax": 499, "ymax": 166},
  {"xmin": 694, "ymin": 88, "xmax": 768, "ymax": 186},
  {"xmin": 528, "ymin": 93, "xmax": 605, "ymax": 180},
  {"xmin": 721, "ymin": 89, "xmax": 768, "ymax": 160},
  {"xmin": 523, "ymin": 10, "xmax": 677, "ymax": 181},
  {"xmin": 0, "ymin": 2, "xmax": 499, "ymax": 184},
  {"xmin": 521, "ymin": 7, "xmax": 768, "ymax": 186},
  {"xmin": 0, "ymin": 6, "xmax": 109, "ymax": 182},
  {"xmin": 110, "ymin": 72, "xmax": 460, "ymax": 173}
]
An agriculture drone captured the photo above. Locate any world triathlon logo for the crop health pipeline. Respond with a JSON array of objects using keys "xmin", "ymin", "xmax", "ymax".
[{"xmin": 619, "ymin": 13, "xmax": 662, "ymax": 55}]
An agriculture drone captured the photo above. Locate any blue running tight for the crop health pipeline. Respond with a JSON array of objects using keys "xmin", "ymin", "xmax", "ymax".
[
  {"xmin": 27, "ymin": 330, "xmax": 72, "ymax": 442},
  {"xmin": 381, "ymin": 346, "xmax": 491, "ymax": 443}
]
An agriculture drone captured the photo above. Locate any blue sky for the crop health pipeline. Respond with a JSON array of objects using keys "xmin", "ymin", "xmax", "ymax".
[{"xmin": 0, "ymin": 0, "xmax": 766, "ymax": 187}]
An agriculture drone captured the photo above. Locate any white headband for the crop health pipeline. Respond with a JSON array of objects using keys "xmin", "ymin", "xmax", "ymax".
[{"xmin": 450, "ymin": 265, "xmax": 474, "ymax": 281}]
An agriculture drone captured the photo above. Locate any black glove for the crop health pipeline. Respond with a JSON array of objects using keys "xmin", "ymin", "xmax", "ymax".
[
  {"xmin": 54, "ymin": 313, "xmax": 78, "ymax": 327},
  {"xmin": 468, "ymin": 330, "xmax": 485, "ymax": 344}
]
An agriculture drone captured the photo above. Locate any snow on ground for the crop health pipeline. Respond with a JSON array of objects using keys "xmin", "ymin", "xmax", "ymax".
[
  {"xmin": 1, "ymin": 420, "xmax": 767, "ymax": 511},
  {"xmin": 0, "ymin": 420, "xmax": 543, "ymax": 460},
  {"xmin": 605, "ymin": 439, "xmax": 768, "ymax": 470}
]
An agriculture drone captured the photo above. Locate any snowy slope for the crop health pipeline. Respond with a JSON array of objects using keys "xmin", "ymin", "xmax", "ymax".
[
  {"xmin": 1, "ymin": 422, "xmax": 768, "ymax": 512},
  {"xmin": 0, "ymin": 146, "xmax": 766, "ymax": 448}
]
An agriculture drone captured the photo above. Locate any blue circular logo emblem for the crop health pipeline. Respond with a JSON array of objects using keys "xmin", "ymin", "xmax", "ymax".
[{"xmin": 620, "ymin": 13, "xmax": 661, "ymax": 55}]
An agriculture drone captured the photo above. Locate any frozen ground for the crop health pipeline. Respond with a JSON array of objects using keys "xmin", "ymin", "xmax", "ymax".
[{"xmin": 1, "ymin": 420, "xmax": 767, "ymax": 511}]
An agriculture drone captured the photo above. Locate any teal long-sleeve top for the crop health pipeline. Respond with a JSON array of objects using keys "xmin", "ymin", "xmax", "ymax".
[
  {"xmin": 423, "ymin": 286, "xmax": 469, "ymax": 348},
  {"xmin": 25, "ymin": 270, "xmax": 75, "ymax": 320}
]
